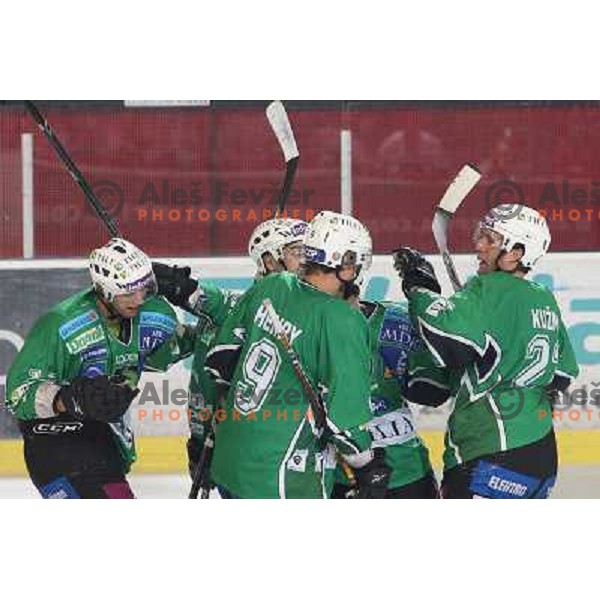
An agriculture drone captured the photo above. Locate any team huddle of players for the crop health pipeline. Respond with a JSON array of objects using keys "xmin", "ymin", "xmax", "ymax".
[{"xmin": 5, "ymin": 204, "xmax": 578, "ymax": 499}]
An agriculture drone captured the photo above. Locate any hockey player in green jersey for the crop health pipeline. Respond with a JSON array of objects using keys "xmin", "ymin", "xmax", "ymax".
[
  {"xmin": 204, "ymin": 211, "xmax": 391, "ymax": 499},
  {"xmin": 152, "ymin": 218, "xmax": 307, "ymax": 481},
  {"xmin": 331, "ymin": 289, "xmax": 438, "ymax": 499},
  {"xmin": 394, "ymin": 204, "xmax": 579, "ymax": 499},
  {"xmin": 5, "ymin": 239, "xmax": 192, "ymax": 498}
]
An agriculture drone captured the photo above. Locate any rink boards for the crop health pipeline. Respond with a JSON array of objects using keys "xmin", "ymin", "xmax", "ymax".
[{"xmin": 0, "ymin": 253, "xmax": 598, "ymax": 474}]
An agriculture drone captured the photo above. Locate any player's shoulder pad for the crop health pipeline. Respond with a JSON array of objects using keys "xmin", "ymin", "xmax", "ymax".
[
  {"xmin": 526, "ymin": 278, "xmax": 560, "ymax": 304},
  {"xmin": 32, "ymin": 308, "xmax": 69, "ymax": 335},
  {"xmin": 140, "ymin": 297, "xmax": 180, "ymax": 338},
  {"xmin": 41, "ymin": 289, "xmax": 99, "ymax": 333},
  {"xmin": 144, "ymin": 294, "xmax": 178, "ymax": 318},
  {"xmin": 379, "ymin": 300, "xmax": 409, "ymax": 315},
  {"xmin": 248, "ymin": 271, "xmax": 294, "ymax": 293},
  {"xmin": 269, "ymin": 271, "xmax": 297, "ymax": 287},
  {"xmin": 461, "ymin": 273, "xmax": 485, "ymax": 291},
  {"xmin": 51, "ymin": 288, "xmax": 97, "ymax": 317},
  {"xmin": 322, "ymin": 296, "xmax": 368, "ymax": 331}
]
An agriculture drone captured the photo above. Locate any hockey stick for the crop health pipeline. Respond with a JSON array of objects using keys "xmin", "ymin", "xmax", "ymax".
[
  {"xmin": 263, "ymin": 299, "xmax": 359, "ymax": 489},
  {"xmin": 431, "ymin": 164, "xmax": 481, "ymax": 292},
  {"xmin": 188, "ymin": 426, "xmax": 215, "ymax": 499},
  {"xmin": 266, "ymin": 101, "xmax": 299, "ymax": 216},
  {"xmin": 262, "ymin": 299, "xmax": 326, "ymax": 433},
  {"xmin": 190, "ymin": 299, "xmax": 328, "ymax": 499},
  {"xmin": 23, "ymin": 101, "xmax": 121, "ymax": 238}
]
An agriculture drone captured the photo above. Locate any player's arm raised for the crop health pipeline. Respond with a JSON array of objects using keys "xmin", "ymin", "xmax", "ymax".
[
  {"xmin": 204, "ymin": 285, "xmax": 253, "ymax": 386},
  {"xmin": 393, "ymin": 247, "xmax": 488, "ymax": 370},
  {"xmin": 153, "ymin": 262, "xmax": 241, "ymax": 327}
]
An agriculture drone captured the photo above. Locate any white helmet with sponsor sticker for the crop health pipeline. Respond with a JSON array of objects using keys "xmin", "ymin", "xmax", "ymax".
[
  {"xmin": 303, "ymin": 210, "xmax": 373, "ymax": 283},
  {"xmin": 479, "ymin": 204, "xmax": 551, "ymax": 269},
  {"xmin": 89, "ymin": 238, "xmax": 157, "ymax": 301},
  {"xmin": 248, "ymin": 218, "xmax": 308, "ymax": 275}
]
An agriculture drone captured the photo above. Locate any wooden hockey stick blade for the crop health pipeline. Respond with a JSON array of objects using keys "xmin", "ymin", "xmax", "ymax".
[
  {"xmin": 432, "ymin": 163, "xmax": 481, "ymax": 292},
  {"xmin": 266, "ymin": 101, "xmax": 299, "ymax": 162},
  {"xmin": 432, "ymin": 210, "xmax": 463, "ymax": 292},
  {"xmin": 437, "ymin": 163, "xmax": 481, "ymax": 214}
]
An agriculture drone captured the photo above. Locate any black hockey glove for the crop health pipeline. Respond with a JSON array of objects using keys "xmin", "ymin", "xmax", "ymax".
[
  {"xmin": 58, "ymin": 375, "xmax": 138, "ymax": 422},
  {"xmin": 152, "ymin": 262, "xmax": 198, "ymax": 307},
  {"xmin": 392, "ymin": 246, "xmax": 441, "ymax": 297},
  {"xmin": 354, "ymin": 448, "xmax": 392, "ymax": 499}
]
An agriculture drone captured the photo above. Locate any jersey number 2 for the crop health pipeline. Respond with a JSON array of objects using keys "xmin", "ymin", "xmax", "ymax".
[{"xmin": 514, "ymin": 334, "xmax": 557, "ymax": 387}]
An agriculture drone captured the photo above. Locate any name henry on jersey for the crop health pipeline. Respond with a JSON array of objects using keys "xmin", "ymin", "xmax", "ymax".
[
  {"xmin": 531, "ymin": 306, "xmax": 559, "ymax": 332},
  {"xmin": 254, "ymin": 302, "xmax": 303, "ymax": 343}
]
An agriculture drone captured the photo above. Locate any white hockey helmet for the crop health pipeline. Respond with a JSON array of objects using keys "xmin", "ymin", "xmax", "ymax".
[
  {"xmin": 479, "ymin": 204, "xmax": 551, "ymax": 269},
  {"xmin": 248, "ymin": 218, "xmax": 308, "ymax": 274},
  {"xmin": 89, "ymin": 238, "xmax": 157, "ymax": 301},
  {"xmin": 304, "ymin": 211, "xmax": 373, "ymax": 283}
]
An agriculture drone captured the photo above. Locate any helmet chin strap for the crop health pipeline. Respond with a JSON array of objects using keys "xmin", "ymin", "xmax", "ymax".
[
  {"xmin": 97, "ymin": 292, "xmax": 122, "ymax": 321},
  {"xmin": 494, "ymin": 250, "xmax": 520, "ymax": 274},
  {"xmin": 335, "ymin": 266, "xmax": 361, "ymax": 299}
]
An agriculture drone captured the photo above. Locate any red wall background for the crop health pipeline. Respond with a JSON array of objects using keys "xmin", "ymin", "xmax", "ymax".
[{"xmin": 1, "ymin": 102, "xmax": 599, "ymax": 258}]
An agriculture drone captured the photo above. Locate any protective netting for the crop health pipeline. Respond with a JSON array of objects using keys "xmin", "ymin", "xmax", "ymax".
[{"xmin": 1, "ymin": 100, "xmax": 599, "ymax": 258}]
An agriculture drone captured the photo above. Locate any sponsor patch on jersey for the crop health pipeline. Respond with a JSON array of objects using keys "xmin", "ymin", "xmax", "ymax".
[
  {"xmin": 79, "ymin": 344, "xmax": 108, "ymax": 377},
  {"xmin": 470, "ymin": 461, "xmax": 541, "ymax": 499},
  {"xmin": 224, "ymin": 290, "xmax": 242, "ymax": 309},
  {"xmin": 139, "ymin": 326, "xmax": 172, "ymax": 352},
  {"xmin": 80, "ymin": 344, "xmax": 108, "ymax": 363},
  {"xmin": 115, "ymin": 352, "xmax": 138, "ymax": 367},
  {"xmin": 379, "ymin": 309, "xmax": 419, "ymax": 378},
  {"xmin": 59, "ymin": 310, "xmax": 99, "ymax": 340},
  {"xmin": 369, "ymin": 396, "xmax": 389, "ymax": 416},
  {"xmin": 9, "ymin": 383, "xmax": 29, "ymax": 406},
  {"xmin": 425, "ymin": 297, "xmax": 453, "ymax": 317},
  {"xmin": 287, "ymin": 449, "xmax": 308, "ymax": 473},
  {"xmin": 82, "ymin": 364, "xmax": 107, "ymax": 377},
  {"xmin": 28, "ymin": 368, "xmax": 42, "ymax": 379},
  {"xmin": 140, "ymin": 311, "xmax": 177, "ymax": 332},
  {"xmin": 66, "ymin": 325, "xmax": 105, "ymax": 355},
  {"xmin": 366, "ymin": 408, "xmax": 417, "ymax": 447}
]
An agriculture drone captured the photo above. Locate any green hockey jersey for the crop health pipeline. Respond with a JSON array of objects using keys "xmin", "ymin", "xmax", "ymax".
[
  {"xmin": 186, "ymin": 281, "xmax": 241, "ymax": 443},
  {"xmin": 205, "ymin": 272, "xmax": 373, "ymax": 499},
  {"xmin": 407, "ymin": 271, "xmax": 579, "ymax": 470},
  {"xmin": 336, "ymin": 301, "xmax": 434, "ymax": 489},
  {"xmin": 6, "ymin": 289, "xmax": 193, "ymax": 467}
]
